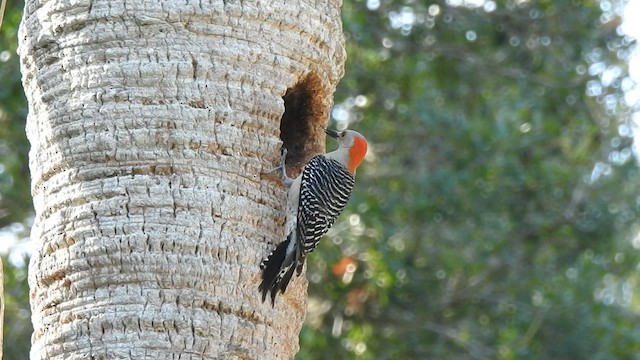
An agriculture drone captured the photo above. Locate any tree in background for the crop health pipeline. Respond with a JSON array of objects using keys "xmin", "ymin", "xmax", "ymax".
[
  {"xmin": 0, "ymin": 0, "xmax": 29, "ymax": 230},
  {"xmin": 299, "ymin": 0, "xmax": 640, "ymax": 359},
  {"xmin": 1, "ymin": 0, "xmax": 33, "ymax": 357},
  {"xmin": 2, "ymin": 0, "xmax": 640, "ymax": 359}
]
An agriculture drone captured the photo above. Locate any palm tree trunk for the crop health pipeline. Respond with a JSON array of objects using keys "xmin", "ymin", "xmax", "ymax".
[{"xmin": 18, "ymin": 1, "xmax": 345, "ymax": 358}]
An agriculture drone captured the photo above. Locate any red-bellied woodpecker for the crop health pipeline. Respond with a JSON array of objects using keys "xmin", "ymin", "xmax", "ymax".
[{"xmin": 259, "ymin": 129, "xmax": 368, "ymax": 304}]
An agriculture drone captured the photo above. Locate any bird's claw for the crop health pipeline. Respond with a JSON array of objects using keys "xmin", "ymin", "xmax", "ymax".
[{"xmin": 263, "ymin": 148, "xmax": 291, "ymax": 186}]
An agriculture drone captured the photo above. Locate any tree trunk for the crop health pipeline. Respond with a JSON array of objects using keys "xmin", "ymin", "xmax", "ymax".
[{"xmin": 18, "ymin": 1, "xmax": 345, "ymax": 358}]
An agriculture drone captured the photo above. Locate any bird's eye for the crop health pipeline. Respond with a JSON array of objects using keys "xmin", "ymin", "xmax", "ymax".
[{"xmin": 340, "ymin": 131, "xmax": 346, "ymax": 137}]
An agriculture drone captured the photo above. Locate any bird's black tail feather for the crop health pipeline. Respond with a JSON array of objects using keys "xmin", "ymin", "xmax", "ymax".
[{"xmin": 259, "ymin": 237, "xmax": 297, "ymax": 305}]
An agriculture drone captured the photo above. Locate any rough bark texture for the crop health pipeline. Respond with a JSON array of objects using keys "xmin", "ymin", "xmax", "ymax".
[{"xmin": 18, "ymin": 0, "xmax": 345, "ymax": 358}]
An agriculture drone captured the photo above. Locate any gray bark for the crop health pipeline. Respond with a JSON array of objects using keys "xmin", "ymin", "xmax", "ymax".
[{"xmin": 19, "ymin": 0, "xmax": 345, "ymax": 358}]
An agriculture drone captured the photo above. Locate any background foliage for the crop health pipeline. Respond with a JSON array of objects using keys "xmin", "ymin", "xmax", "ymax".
[
  {"xmin": 1, "ymin": 0, "xmax": 33, "ymax": 358},
  {"xmin": 2, "ymin": 0, "xmax": 639, "ymax": 359},
  {"xmin": 301, "ymin": 0, "xmax": 640, "ymax": 359}
]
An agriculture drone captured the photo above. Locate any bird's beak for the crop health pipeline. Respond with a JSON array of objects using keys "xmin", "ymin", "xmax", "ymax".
[{"xmin": 325, "ymin": 128, "xmax": 339, "ymax": 139}]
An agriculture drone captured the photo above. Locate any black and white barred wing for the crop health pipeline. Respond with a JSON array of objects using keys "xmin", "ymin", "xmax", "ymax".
[{"xmin": 295, "ymin": 155, "xmax": 355, "ymax": 273}]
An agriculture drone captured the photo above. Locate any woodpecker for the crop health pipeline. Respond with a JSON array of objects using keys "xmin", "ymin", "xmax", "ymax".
[{"xmin": 259, "ymin": 129, "xmax": 368, "ymax": 304}]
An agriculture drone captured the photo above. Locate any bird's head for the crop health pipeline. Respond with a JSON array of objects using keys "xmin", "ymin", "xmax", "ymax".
[{"xmin": 325, "ymin": 129, "xmax": 368, "ymax": 174}]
